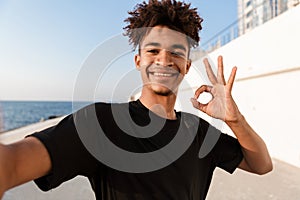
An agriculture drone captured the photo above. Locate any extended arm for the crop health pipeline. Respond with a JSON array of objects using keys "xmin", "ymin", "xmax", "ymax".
[
  {"xmin": 0, "ymin": 137, "xmax": 51, "ymax": 198},
  {"xmin": 191, "ymin": 56, "xmax": 272, "ymax": 174},
  {"xmin": 226, "ymin": 114, "xmax": 272, "ymax": 174}
]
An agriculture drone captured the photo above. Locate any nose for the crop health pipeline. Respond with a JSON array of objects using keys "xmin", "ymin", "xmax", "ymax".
[{"xmin": 155, "ymin": 49, "xmax": 174, "ymax": 67}]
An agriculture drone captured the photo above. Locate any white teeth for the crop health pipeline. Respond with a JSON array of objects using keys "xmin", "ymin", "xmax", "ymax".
[{"xmin": 153, "ymin": 72, "xmax": 173, "ymax": 77}]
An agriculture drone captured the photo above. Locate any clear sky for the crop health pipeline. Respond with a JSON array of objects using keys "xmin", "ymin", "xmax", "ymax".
[{"xmin": 0, "ymin": 0, "xmax": 237, "ymax": 101}]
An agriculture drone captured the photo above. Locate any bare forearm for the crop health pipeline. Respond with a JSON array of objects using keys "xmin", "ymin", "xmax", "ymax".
[
  {"xmin": 0, "ymin": 144, "xmax": 15, "ymax": 195},
  {"xmin": 0, "ymin": 138, "xmax": 51, "ymax": 197},
  {"xmin": 226, "ymin": 114, "xmax": 273, "ymax": 174}
]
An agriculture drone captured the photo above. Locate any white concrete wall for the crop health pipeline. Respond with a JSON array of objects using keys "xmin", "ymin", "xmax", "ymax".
[{"xmin": 179, "ymin": 5, "xmax": 300, "ymax": 167}]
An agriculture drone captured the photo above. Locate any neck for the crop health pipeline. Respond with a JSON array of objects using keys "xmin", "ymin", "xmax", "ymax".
[{"xmin": 139, "ymin": 91, "xmax": 177, "ymax": 120}]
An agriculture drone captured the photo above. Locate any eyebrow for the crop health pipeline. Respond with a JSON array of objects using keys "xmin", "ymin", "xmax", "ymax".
[
  {"xmin": 143, "ymin": 42, "xmax": 187, "ymax": 52},
  {"xmin": 172, "ymin": 44, "xmax": 187, "ymax": 52}
]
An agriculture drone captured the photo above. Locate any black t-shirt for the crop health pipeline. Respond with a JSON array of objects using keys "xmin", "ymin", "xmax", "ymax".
[{"xmin": 30, "ymin": 100, "xmax": 243, "ymax": 200}]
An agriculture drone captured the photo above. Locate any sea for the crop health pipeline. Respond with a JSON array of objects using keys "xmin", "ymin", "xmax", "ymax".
[{"xmin": 0, "ymin": 101, "xmax": 76, "ymax": 133}]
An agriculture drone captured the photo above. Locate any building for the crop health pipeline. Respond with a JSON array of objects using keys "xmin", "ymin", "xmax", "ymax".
[{"xmin": 238, "ymin": 0, "xmax": 299, "ymax": 34}]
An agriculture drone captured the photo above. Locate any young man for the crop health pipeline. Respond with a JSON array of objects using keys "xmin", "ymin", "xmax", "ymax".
[{"xmin": 0, "ymin": 0, "xmax": 272, "ymax": 199}]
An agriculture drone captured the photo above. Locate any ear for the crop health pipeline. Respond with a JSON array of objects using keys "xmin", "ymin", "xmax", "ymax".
[
  {"xmin": 185, "ymin": 59, "xmax": 191, "ymax": 74},
  {"xmin": 134, "ymin": 54, "xmax": 141, "ymax": 70}
]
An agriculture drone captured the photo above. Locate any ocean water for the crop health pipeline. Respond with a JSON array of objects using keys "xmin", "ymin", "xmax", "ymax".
[{"xmin": 0, "ymin": 101, "xmax": 73, "ymax": 133}]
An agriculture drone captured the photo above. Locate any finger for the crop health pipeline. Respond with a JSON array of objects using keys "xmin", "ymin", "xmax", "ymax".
[
  {"xmin": 194, "ymin": 85, "xmax": 212, "ymax": 99},
  {"xmin": 227, "ymin": 66, "xmax": 237, "ymax": 91},
  {"xmin": 203, "ymin": 58, "xmax": 217, "ymax": 84},
  {"xmin": 190, "ymin": 98, "xmax": 207, "ymax": 113},
  {"xmin": 217, "ymin": 56, "xmax": 226, "ymax": 84}
]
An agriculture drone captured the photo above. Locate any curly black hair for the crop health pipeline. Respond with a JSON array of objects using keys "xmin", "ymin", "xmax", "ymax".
[{"xmin": 123, "ymin": 0, "xmax": 203, "ymax": 50}]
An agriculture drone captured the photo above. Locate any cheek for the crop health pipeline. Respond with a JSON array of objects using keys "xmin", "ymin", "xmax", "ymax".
[
  {"xmin": 140, "ymin": 56, "xmax": 153, "ymax": 65},
  {"xmin": 139, "ymin": 64, "xmax": 150, "ymax": 79},
  {"xmin": 178, "ymin": 63, "xmax": 189, "ymax": 74},
  {"xmin": 138, "ymin": 58, "xmax": 154, "ymax": 71}
]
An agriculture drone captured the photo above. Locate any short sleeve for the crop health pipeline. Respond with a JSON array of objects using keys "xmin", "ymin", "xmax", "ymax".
[
  {"xmin": 211, "ymin": 127, "xmax": 243, "ymax": 174},
  {"xmin": 28, "ymin": 114, "xmax": 98, "ymax": 191}
]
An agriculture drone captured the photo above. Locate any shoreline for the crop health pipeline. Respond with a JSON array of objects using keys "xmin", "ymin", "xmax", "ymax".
[
  {"xmin": 0, "ymin": 115, "xmax": 64, "ymax": 135},
  {"xmin": 0, "ymin": 116, "xmax": 65, "ymax": 144}
]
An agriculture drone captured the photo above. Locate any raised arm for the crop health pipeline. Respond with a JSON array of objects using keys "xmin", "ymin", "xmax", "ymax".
[
  {"xmin": 191, "ymin": 55, "xmax": 273, "ymax": 175},
  {"xmin": 0, "ymin": 137, "xmax": 51, "ymax": 198}
]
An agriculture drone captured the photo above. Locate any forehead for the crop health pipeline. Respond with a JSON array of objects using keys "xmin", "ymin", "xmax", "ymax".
[{"xmin": 140, "ymin": 26, "xmax": 189, "ymax": 49}]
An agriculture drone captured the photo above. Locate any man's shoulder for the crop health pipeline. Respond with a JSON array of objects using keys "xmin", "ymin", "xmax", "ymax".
[
  {"xmin": 177, "ymin": 111, "xmax": 209, "ymax": 129},
  {"xmin": 78, "ymin": 101, "xmax": 130, "ymax": 111},
  {"xmin": 177, "ymin": 110, "xmax": 204, "ymax": 122}
]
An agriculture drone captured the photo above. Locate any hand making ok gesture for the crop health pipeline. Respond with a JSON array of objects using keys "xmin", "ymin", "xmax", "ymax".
[{"xmin": 191, "ymin": 55, "xmax": 242, "ymax": 123}]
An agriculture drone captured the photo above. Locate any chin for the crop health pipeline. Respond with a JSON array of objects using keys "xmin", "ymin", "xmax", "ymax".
[
  {"xmin": 154, "ymin": 90, "xmax": 172, "ymax": 96},
  {"xmin": 151, "ymin": 85, "xmax": 176, "ymax": 96}
]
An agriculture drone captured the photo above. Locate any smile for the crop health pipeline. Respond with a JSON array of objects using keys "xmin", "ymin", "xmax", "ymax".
[{"xmin": 150, "ymin": 72, "xmax": 177, "ymax": 77}]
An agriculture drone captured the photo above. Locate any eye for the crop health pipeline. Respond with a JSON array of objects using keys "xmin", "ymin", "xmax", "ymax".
[
  {"xmin": 147, "ymin": 49, "xmax": 159, "ymax": 54},
  {"xmin": 171, "ymin": 51, "xmax": 185, "ymax": 57}
]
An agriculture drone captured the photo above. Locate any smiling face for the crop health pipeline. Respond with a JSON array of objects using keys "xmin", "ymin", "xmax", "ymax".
[{"xmin": 135, "ymin": 26, "xmax": 191, "ymax": 97}]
